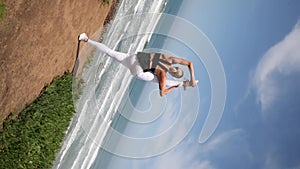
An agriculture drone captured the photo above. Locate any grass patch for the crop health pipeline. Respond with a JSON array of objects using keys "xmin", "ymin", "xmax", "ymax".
[
  {"xmin": 0, "ymin": 2, "xmax": 5, "ymax": 21},
  {"xmin": 0, "ymin": 72, "xmax": 75, "ymax": 169},
  {"xmin": 103, "ymin": 0, "xmax": 110, "ymax": 5}
]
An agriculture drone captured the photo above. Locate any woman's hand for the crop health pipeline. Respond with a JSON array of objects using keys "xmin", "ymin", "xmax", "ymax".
[
  {"xmin": 183, "ymin": 80, "xmax": 198, "ymax": 90},
  {"xmin": 189, "ymin": 79, "xmax": 199, "ymax": 87}
]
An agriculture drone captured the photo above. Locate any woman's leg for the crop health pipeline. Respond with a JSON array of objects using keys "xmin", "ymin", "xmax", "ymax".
[{"xmin": 87, "ymin": 39, "xmax": 128, "ymax": 62}]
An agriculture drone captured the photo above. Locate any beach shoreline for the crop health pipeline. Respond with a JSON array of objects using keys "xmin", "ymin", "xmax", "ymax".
[{"xmin": 0, "ymin": 1, "xmax": 120, "ymax": 168}]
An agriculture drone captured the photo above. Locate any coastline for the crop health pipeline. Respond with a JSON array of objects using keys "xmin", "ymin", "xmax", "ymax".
[{"xmin": 0, "ymin": 0, "xmax": 119, "ymax": 168}]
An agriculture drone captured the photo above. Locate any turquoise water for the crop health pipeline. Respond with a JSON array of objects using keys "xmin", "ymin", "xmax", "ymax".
[{"xmin": 52, "ymin": 0, "xmax": 185, "ymax": 169}]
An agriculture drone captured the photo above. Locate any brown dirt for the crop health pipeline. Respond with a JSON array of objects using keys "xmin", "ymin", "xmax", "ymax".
[{"xmin": 0, "ymin": 0, "xmax": 116, "ymax": 122}]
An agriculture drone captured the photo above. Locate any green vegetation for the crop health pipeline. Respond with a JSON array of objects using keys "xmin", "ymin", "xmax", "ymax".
[
  {"xmin": 0, "ymin": 72, "xmax": 75, "ymax": 169},
  {"xmin": 0, "ymin": 1, "xmax": 5, "ymax": 21},
  {"xmin": 103, "ymin": 0, "xmax": 110, "ymax": 5}
]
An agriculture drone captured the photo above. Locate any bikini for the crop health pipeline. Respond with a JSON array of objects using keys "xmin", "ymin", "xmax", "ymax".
[{"xmin": 136, "ymin": 52, "xmax": 172, "ymax": 75}]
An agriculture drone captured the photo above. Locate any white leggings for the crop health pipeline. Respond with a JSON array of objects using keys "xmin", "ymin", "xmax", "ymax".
[
  {"xmin": 87, "ymin": 39, "xmax": 128, "ymax": 62},
  {"xmin": 87, "ymin": 40, "xmax": 182, "ymax": 87}
]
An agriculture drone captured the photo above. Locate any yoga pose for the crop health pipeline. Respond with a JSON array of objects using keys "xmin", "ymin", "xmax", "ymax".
[{"xmin": 78, "ymin": 33, "xmax": 198, "ymax": 96}]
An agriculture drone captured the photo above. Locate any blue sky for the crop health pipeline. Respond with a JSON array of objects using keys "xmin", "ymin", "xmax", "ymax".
[
  {"xmin": 95, "ymin": 0, "xmax": 300, "ymax": 169},
  {"xmin": 161, "ymin": 1, "xmax": 300, "ymax": 168}
]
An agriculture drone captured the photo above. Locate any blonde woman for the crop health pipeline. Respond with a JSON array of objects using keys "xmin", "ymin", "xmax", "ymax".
[{"xmin": 78, "ymin": 33, "xmax": 198, "ymax": 96}]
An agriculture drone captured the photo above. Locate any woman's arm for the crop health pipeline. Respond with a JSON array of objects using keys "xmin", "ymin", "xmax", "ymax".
[{"xmin": 156, "ymin": 70, "xmax": 181, "ymax": 96}]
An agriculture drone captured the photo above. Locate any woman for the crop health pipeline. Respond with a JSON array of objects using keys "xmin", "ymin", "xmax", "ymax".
[{"xmin": 78, "ymin": 33, "xmax": 198, "ymax": 96}]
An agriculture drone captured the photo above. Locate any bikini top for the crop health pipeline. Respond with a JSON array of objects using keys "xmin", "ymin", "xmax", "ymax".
[{"xmin": 136, "ymin": 52, "xmax": 172, "ymax": 74}]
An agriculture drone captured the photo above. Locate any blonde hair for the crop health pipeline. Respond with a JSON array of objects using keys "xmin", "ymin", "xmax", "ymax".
[{"xmin": 169, "ymin": 66, "xmax": 184, "ymax": 78}]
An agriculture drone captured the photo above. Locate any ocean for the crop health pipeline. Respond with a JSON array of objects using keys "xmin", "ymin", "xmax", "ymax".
[{"xmin": 52, "ymin": 0, "xmax": 184, "ymax": 169}]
